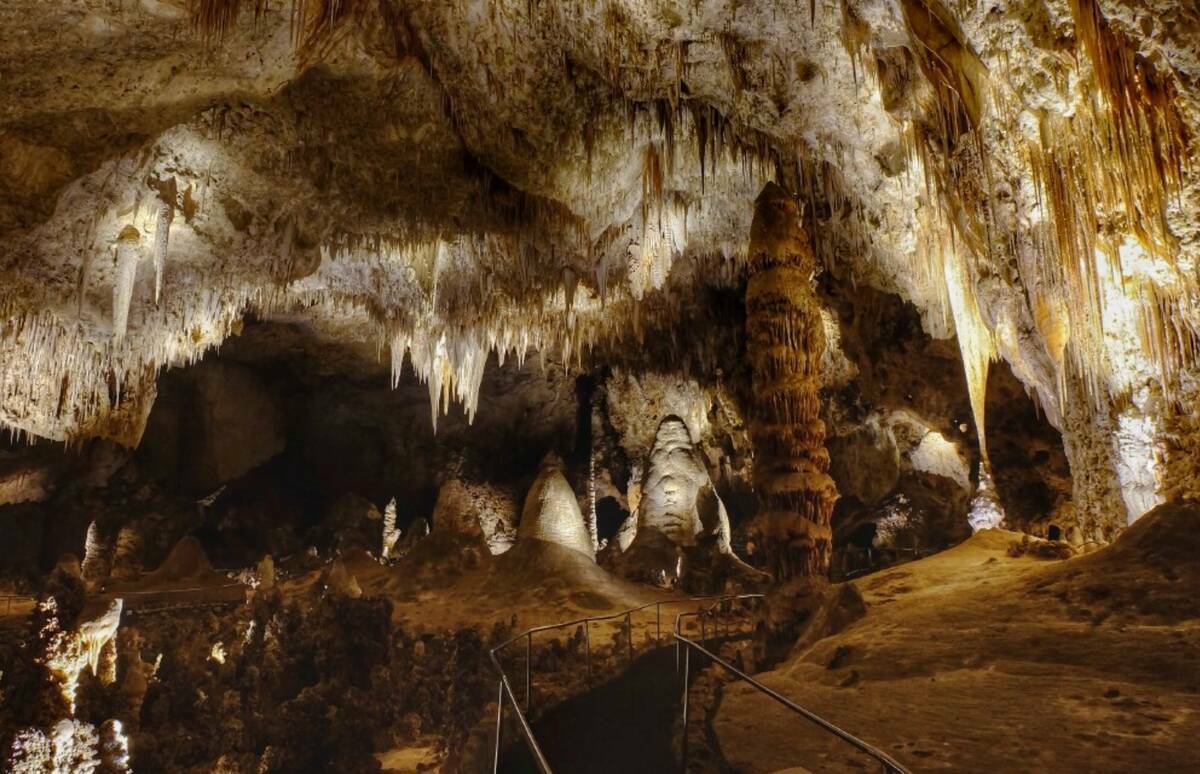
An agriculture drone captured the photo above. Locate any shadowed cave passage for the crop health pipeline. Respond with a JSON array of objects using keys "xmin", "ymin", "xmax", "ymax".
[{"xmin": 596, "ymin": 496, "xmax": 629, "ymax": 545}]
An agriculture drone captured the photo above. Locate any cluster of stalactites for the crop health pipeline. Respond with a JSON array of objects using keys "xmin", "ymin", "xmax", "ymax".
[
  {"xmin": 0, "ymin": 280, "xmax": 275, "ymax": 445},
  {"xmin": 744, "ymin": 182, "xmax": 838, "ymax": 581},
  {"xmin": 892, "ymin": 0, "xmax": 1195, "ymax": 420},
  {"xmin": 912, "ymin": 206, "xmax": 997, "ymax": 465}
]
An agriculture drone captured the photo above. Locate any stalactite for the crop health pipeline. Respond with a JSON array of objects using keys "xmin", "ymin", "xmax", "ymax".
[
  {"xmin": 152, "ymin": 200, "xmax": 172, "ymax": 305},
  {"xmin": 190, "ymin": 0, "xmax": 269, "ymax": 41},
  {"xmin": 745, "ymin": 182, "xmax": 837, "ymax": 581},
  {"xmin": 111, "ymin": 226, "xmax": 142, "ymax": 344}
]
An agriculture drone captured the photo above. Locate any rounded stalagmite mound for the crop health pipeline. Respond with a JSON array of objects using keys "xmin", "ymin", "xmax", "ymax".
[
  {"xmin": 516, "ymin": 453, "xmax": 594, "ymax": 559},
  {"xmin": 139, "ymin": 536, "xmax": 217, "ymax": 585}
]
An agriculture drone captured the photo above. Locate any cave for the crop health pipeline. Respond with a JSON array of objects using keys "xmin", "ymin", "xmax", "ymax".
[
  {"xmin": 595, "ymin": 497, "xmax": 628, "ymax": 545},
  {"xmin": 2, "ymin": 1, "xmax": 1200, "ymax": 771}
]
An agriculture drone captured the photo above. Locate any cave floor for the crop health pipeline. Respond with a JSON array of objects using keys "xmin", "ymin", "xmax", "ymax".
[
  {"xmin": 713, "ymin": 513, "xmax": 1200, "ymax": 773},
  {"xmin": 346, "ymin": 538, "xmax": 676, "ymax": 635}
]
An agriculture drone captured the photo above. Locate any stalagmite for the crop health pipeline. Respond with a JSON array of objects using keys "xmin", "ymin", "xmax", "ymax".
[
  {"xmin": 617, "ymin": 462, "xmax": 643, "ymax": 552},
  {"xmin": 635, "ymin": 416, "xmax": 708, "ymax": 545},
  {"xmin": 381, "ymin": 497, "xmax": 400, "ymax": 559},
  {"xmin": 109, "ymin": 526, "xmax": 142, "ymax": 581},
  {"xmin": 517, "ymin": 453, "xmax": 594, "ymax": 559},
  {"xmin": 586, "ymin": 405, "xmax": 600, "ymax": 552},
  {"xmin": 80, "ymin": 521, "xmax": 109, "ymax": 589},
  {"xmin": 744, "ymin": 183, "xmax": 838, "ymax": 581}
]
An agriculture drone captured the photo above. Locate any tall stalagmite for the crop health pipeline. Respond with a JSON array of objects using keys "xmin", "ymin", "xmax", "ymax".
[{"xmin": 745, "ymin": 182, "xmax": 838, "ymax": 580}]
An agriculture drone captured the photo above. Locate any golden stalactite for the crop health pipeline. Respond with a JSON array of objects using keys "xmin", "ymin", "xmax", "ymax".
[{"xmin": 1017, "ymin": 0, "xmax": 1194, "ymax": 404}]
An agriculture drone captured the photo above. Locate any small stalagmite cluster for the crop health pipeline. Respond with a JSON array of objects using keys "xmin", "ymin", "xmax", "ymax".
[{"xmin": 745, "ymin": 183, "xmax": 838, "ymax": 581}]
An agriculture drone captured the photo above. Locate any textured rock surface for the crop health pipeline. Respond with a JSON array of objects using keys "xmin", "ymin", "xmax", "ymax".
[
  {"xmin": 635, "ymin": 416, "xmax": 710, "ymax": 545},
  {"xmin": 745, "ymin": 183, "xmax": 838, "ymax": 579},
  {"xmin": 517, "ymin": 454, "xmax": 594, "ymax": 559},
  {"xmin": 715, "ymin": 502, "xmax": 1200, "ymax": 773},
  {"xmin": 0, "ymin": 0, "xmax": 1195, "ymax": 545},
  {"xmin": 431, "ymin": 478, "xmax": 517, "ymax": 554}
]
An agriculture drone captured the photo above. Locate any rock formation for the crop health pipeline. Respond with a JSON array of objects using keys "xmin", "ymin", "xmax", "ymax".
[
  {"xmin": 517, "ymin": 454, "xmax": 593, "ymax": 559},
  {"xmin": 617, "ymin": 415, "xmax": 761, "ymax": 590},
  {"xmin": 381, "ymin": 497, "xmax": 401, "ymax": 559},
  {"xmin": 745, "ymin": 183, "xmax": 839, "ymax": 581},
  {"xmin": 37, "ymin": 595, "xmax": 123, "ymax": 714},
  {"xmin": 432, "ymin": 478, "xmax": 517, "ymax": 554},
  {"xmin": 0, "ymin": 1, "xmax": 1198, "ymax": 769},
  {"xmin": 636, "ymin": 416, "xmax": 710, "ymax": 545}
]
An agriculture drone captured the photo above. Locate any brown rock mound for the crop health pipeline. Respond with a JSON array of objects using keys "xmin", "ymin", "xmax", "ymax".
[{"xmin": 139, "ymin": 537, "xmax": 220, "ymax": 585}]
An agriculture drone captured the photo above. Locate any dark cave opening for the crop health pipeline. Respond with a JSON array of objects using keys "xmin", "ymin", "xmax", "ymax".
[
  {"xmin": 985, "ymin": 361, "xmax": 1072, "ymax": 534},
  {"xmin": 595, "ymin": 496, "xmax": 628, "ymax": 543}
]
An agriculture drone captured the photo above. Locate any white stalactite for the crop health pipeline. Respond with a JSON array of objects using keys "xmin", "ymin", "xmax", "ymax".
[
  {"xmin": 152, "ymin": 200, "xmax": 172, "ymax": 304},
  {"xmin": 112, "ymin": 226, "xmax": 142, "ymax": 343}
]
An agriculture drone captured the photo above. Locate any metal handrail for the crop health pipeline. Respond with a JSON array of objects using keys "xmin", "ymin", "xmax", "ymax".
[
  {"xmin": 488, "ymin": 592, "xmax": 758, "ymax": 773},
  {"xmin": 1, "ymin": 594, "xmax": 34, "ymax": 616},
  {"xmin": 673, "ymin": 632, "xmax": 911, "ymax": 774},
  {"xmin": 490, "ymin": 590, "xmax": 911, "ymax": 774},
  {"xmin": 1, "ymin": 582, "xmax": 245, "ymax": 618},
  {"xmin": 488, "ymin": 648, "xmax": 553, "ymax": 774}
]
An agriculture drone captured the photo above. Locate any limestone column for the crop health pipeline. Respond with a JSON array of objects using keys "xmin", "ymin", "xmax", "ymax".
[{"xmin": 745, "ymin": 182, "xmax": 838, "ymax": 580}]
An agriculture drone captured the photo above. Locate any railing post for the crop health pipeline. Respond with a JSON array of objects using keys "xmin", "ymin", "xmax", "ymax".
[
  {"xmin": 525, "ymin": 632, "xmax": 532, "ymax": 712},
  {"xmin": 493, "ymin": 680, "xmax": 503, "ymax": 774},
  {"xmin": 656, "ymin": 603, "xmax": 662, "ymax": 642},
  {"xmin": 626, "ymin": 612, "xmax": 633, "ymax": 665},
  {"xmin": 583, "ymin": 621, "xmax": 591, "ymax": 683},
  {"xmin": 680, "ymin": 645, "xmax": 691, "ymax": 771}
]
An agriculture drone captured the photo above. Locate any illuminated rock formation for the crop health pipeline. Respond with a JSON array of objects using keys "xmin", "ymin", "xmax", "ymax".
[
  {"xmin": 0, "ymin": 2, "xmax": 1198, "ymax": 770},
  {"xmin": 635, "ymin": 416, "xmax": 709, "ymax": 545},
  {"xmin": 80, "ymin": 520, "xmax": 110, "ymax": 589},
  {"xmin": 615, "ymin": 415, "xmax": 744, "ymax": 584},
  {"xmin": 745, "ymin": 182, "xmax": 838, "ymax": 581},
  {"xmin": 381, "ymin": 497, "xmax": 400, "ymax": 559},
  {"xmin": 517, "ymin": 453, "xmax": 593, "ymax": 559},
  {"xmin": 432, "ymin": 478, "xmax": 518, "ymax": 554},
  {"xmin": 38, "ymin": 597, "xmax": 123, "ymax": 714}
]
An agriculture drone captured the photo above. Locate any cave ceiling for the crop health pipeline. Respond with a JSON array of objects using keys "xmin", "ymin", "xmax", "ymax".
[{"xmin": 0, "ymin": 0, "xmax": 1198, "ymax": 530}]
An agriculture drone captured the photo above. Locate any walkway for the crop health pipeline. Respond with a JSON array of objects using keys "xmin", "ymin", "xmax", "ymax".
[{"xmin": 498, "ymin": 644, "xmax": 680, "ymax": 773}]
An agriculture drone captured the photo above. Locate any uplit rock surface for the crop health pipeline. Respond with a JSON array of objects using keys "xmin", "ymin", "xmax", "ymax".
[
  {"xmin": 432, "ymin": 478, "xmax": 517, "ymax": 554},
  {"xmin": 517, "ymin": 454, "xmax": 594, "ymax": 559},
  {"xmin": 0, "ymin": 0, "xmax": 1195, "ymax": 543},
  {"xmin": 635, "ymin": 416, "xmax": 710, "ymax": 545}
]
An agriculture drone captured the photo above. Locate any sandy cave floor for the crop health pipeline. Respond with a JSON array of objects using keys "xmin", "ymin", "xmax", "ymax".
[{"xmin": 713, "ymin": 503, "xmax": 1200, "ymax": 773}]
